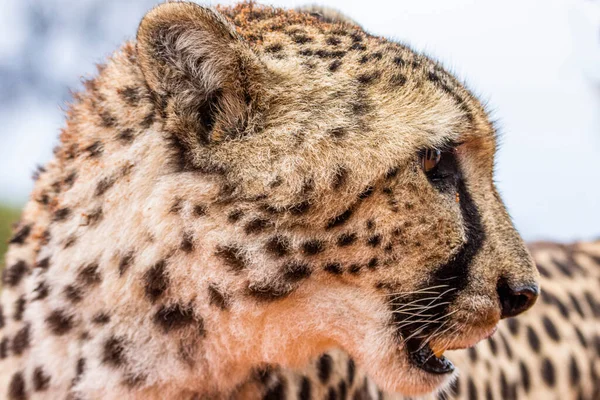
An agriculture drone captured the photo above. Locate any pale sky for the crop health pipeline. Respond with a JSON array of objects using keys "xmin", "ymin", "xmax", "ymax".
[{"xmin": 0, "ymin": 0, "xmax": 598, "ymax": 241}]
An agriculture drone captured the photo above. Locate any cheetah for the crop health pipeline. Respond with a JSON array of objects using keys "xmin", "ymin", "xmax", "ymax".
[
  {"xmin": 0, "ymin": 2, "xmax": 540, "ymax": 399},
  {"xmin": 238, "ymin": 240, "xmax": 600, "ymax": 399}
]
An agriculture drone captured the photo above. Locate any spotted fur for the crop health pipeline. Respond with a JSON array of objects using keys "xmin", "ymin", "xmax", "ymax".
[
  {"xmin": 238, "ymin": 240, "xmax": 600, "ymax": 399},
  {"xmin": 0, "ymin": 2, "xmax": 538, "ymax": 399}
]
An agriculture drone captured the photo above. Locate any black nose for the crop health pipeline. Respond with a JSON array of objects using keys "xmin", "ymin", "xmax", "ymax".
[{"xmin": 497, "ymin": 280, "xmax": 539, "ymax": 319}]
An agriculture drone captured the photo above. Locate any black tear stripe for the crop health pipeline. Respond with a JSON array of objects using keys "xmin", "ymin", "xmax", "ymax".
[{"xmin": 392, "ymin": 177, "xmax": 486, "ymax": 340}]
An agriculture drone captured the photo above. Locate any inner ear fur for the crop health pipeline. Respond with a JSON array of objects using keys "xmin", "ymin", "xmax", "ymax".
[{"xmin": 137, "ymin": 2, "xmax": 265, "ymax": 152}]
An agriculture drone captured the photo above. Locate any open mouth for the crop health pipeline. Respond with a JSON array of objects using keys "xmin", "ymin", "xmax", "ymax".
[{"xmin": 405, "ymin": 337, "xmax": 454, "ymax": 375}]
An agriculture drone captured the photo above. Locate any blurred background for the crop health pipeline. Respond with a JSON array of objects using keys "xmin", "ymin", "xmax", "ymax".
[{"xmin": 1, "ymin": 0, "xmax": 599, "ymax": 264}]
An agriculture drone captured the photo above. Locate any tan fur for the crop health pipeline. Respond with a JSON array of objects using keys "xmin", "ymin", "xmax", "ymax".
[{"xmin": 0, "ymin": 2, "xmax": 538, "ymax": 399}]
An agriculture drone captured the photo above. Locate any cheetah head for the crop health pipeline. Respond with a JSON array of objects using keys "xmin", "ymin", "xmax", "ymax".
[{"xmin": 66, "ymin": 2, "xmax": 539, "ymax": 396}]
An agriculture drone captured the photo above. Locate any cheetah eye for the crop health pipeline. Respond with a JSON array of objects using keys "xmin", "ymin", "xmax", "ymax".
[{"xmin": 420, "ymin": 149, "xmax": 441, "ymax": 173}]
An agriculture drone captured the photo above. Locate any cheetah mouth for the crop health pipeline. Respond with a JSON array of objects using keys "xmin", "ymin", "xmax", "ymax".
[{"xmin": 405, "ymin": 337, "xmax": 455, "ymax": 375}]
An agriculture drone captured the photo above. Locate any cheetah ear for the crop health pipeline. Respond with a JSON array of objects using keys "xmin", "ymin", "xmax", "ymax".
[{"xmin": 137, "ymin": 2, "xmax": 265, "ymax": 146}]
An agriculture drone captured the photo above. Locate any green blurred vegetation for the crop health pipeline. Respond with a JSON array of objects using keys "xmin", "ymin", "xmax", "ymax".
[{"xmin": 0, "ymin": 205, "xmax": 22, "ymax": 267}]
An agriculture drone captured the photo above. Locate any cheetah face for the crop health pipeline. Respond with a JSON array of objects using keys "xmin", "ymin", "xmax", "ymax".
[{"xmin": 135, "ymin": 3, "xmax": 540, "ymax": 396}]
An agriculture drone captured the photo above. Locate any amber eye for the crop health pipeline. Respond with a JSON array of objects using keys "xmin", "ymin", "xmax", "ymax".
[{"xmin": 421, "ymin": 148, "xmax": 441, "ymax": 173}]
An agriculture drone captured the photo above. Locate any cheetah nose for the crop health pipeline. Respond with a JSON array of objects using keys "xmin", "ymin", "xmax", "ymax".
[{"xmin": 497, "ymin": 281, "xmax": 539, "ymax": 319}]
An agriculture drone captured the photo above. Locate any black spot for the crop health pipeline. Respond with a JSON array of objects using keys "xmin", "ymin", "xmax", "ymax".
[
  {"xmin": 154, "ymin": 303, "xmax": 202, "ymax": 334},
  {"xmin": 324, "ymin": 263, "xmax": 343, "ymax": 275},
  {"xmin": 95, "ymin": 176, "xmax": 116, "ymax": 196},
  {"xmin": 63, "ymin": 285, "xmax": 83, "ymax": 303},
  {"xmin": 348, "ymin": 264, "xmax": 361, "ymax": 274},
  {"xmin": 541, "ymin": 358, "xmax": 555, "ymax": 386},
  {"xmin": 123, "ymin": 372, "xmax": 147, "ymax": 388},
  {"xmin": 227, "ymin": 210, "xmax": 244, "ymax": 223},
  {"xmin": 337, "ymin": 233, "xmax": 356, "ymax": 247},
  {"xmin": 506, "ymin": 317, "xmax": 519, "ymax": 335},
  {"xmin": 9, "ymin": 225, "xmax": 31, "ymax": 245},
  {"xmin": 357, "ymin": 72, "xmax": 379, "ymax": 85},
  {"xmin": 100, "ymin": 111, "xmax": 117, "ymax": 128},
  {"xmin": 119, "ymin": 86, "xmax": 140, "ymax": 106},
  {"xmin": 12, "ymin": 324, "xmax": 30, "ymax": 355},
  {"xmin": 77, "ymin": 263, "xmax": 101, "ymax": 286},
  {"xmin": 86, "ymin": 207, "xmax": 103, "ymax": 226},
  {"xmin": 584, "ymin": 291, "xmax": 600, "ymax": 317},
  {"xmin": 180, "ymin": 232, "xmax": 194, "ymax": 253},
  {"xmin": 102, "ymin": 336, "xmax": 126, "ymax": 367},
  {"xmin": 326, "ymin": 36, "xmax": 341, "ymax": 46},
  {"xmin": 575, "ymin": 326, "xmax": 588, "ymax": 348},
  {"xmin": 347, "ymin": 358, "xmax": 356, "ymax": 386},
  {"xmin": 298, "ymin": 49, "xmax": 313, "ymax": 57},
  {"xmin": 519, "ymin": 360, "xmax": 530, "ymax": 392},
  {"xmin": 244, "ymin": 218, "xmax": 271, "ymax": 234},
  {"xmin": 329, "ymin": 127, "xmax": 347, "ymax": 138},
  {"xmin": 329, "ymin": 60, "xmax": 342, "ymax": 72},
  {"xmin": 63, "ymin": 235, "xmax": 77, "ymax": 249},
  {"xmin": 85, "ymin": 141, "xmax": 104, "ymax": 157},
  {"xmin": 468, "ymin": 347, "xmax": 478, "ymax": 362},
  {"xmin": 318, "ymin": 353, "xmax": 333, "ymax": 383},
  {"xmin": 467, "ymin": 378, "xmax": 478, "ymax": 400},
  {"xmin": 46, "ymin": 309, "xmax": 73, "ymax": 335},
  {"xmin": 208, "ymin": 285, "xmax": 229, "ymax": 310},
  {"xmin": 215, "ymin": 245, "xmax": 247, "ymax": 272},
  {"xmin": 338, "ymin": 381, "xmax": 347, "ymax": 400},
  {"xmin": 73, "ymin": 357, "xmax": 86, "ymax": 385},
  {"xmin": 500, "ymin": 371, "xmax": 510, "ymax": 399},
  {"xmin": 569, "ymin": 293, "xmax": 585, "ymax": 317},
  {"xmin": 487, "ymin": 336, "xmax": 498, "ymax": 355},
  {"xmin": 358, "ymin": 186, "xmax": 374, "ymax": 199},
  {"xmin": 53, "ymin": 207, "xmax": 72, "ymax": 222},
  {"xmin": 0, "ymin": 338, "xmax": 8, "ymax": 359},
  {"xmin": 193, "ymin": 204, "xmax": 207, "ymax": 216},
  {"xmin": 542, "ymin": 316, "xmax": 560, "ymax": 341},
  {"xmin": 536, "ymin": 262, "xmax": 551, "ymax": 277},
  {"xmin": 292, "ymin": 34, "xmax": 312, "ymax": 44},
  {"xmin": 0, "ymin": 305, "xmax": 4, "ymax": 328},
  {"xmin": 526, "ymin": 326, "xmax": 540, "ymax": 353},
  {"xmin": 302, "ymin": 240, "xmax": 324, "ymax": 255},
  {"xmin": 332, "ymin": 167, "xmax": 348, "ymax": 190},
  {"xmin": 299, "ymin": 376, "xmax": 311, "ymax": 400},
  {"xmin": 350, "ymin": 33, "xmax": 363, "ymax": 42},
  {"xmin": 499, "ymin": 332, "xmax": 513, "ymax": 359},
  {"xmin": 265, "ymin": 43, "xmax": 284, "ymax": 53},
  {"xmin": 35, "ymin": 257, "xmax": 50, "ymax": 270},
  {"xmin": 92, "ymin": 312, "xmax": 110, "ymax": 325},
  {"xmin": 32, "ymin": 367, "xmax": 50, "ymax": 391},
  {"xmin": 552, "ymin": 258, "xmax": 572, "ymax": 277},
  {"xmin": 349, "ymin": 42, "xmax": 366, "ymax": 51},
  {"xmin": 2, "ymin": 261, "xmax": 29, "ymax": 287},
  {"xmin": 282, "ymin": 261, "xmax": 312, "ymax": 282},
  {"xmin": 140, "ymin": 113, "xmax": 154, "ymax": 128},
  {"xmin": 367, "ymin": 235, "xmax": 381, "ymax": 247},
  {"xmin": 8, "ymin": 371, "xmax": 26, "ymax": 400},
  {"xmin": 367, "ymin": 258, "xmax": 378, "ymax": 269},
  {"xmin": 288, "ymin": 200, "xmax": 311, "ymax": 215},
  {"xmin": 119, "ymin": 253, "xmax": 134, "ymax": 276},
  {"xmin": 326, "ymin": 209, "xmax": 353, "ymax": 229},
  {"xmin": 265, "ymin": 236, "xmax": 291, "ymax": 258},
  {"xmin": 569, "ymin": 355, "xmax": 580, "ymax": 386},
  {"xmin": 144, "ymin": 260, "xmax": 169, "ymax": 302},
  {"xmin": 264, "ymin": 380, "xmax": 286, "ymax": 400},
  {"xmin": 117, "ymin": 128, "xmax": 135, "ymax": 143},
  {"xmin": 315, "ymin": 49, "xmax": 346, "ymax": 58},
  {"xmin": 13, "ymin": 296, "xmax": 26, "ymax": 321}
]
